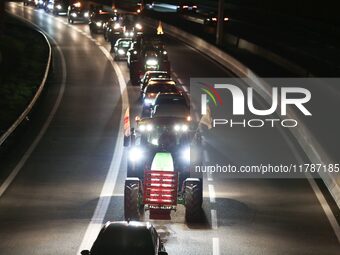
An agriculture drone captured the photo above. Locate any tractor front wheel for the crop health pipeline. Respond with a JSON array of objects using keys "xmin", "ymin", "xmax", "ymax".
[
  {"xmin": 124, "ymin": 178, "xmax": 142, "ymax": 221},
  {"xmin": 184, "ymin": 178, "xmax": 203, "ymax": 223}
]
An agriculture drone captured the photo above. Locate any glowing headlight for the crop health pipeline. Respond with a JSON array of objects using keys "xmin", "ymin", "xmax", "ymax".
[
  {"xmin": 181, "ymin": 124, "xmax": 188, "ymax": 132},
  {"xmin": 56, "ymin": 4, "xmax": 62, "ymax": 9},
  {"xmin": 146, "ymin": 59, "xmax": 158, "ymax": 66},
  {"xmin": 71, "ymin": 12, "xmax": 77, "ymax": 17},
  {"xmin": 38, "ymin": 0, "xmax": 43, "ymax": 4},
  {"xmin": 84, "ymin": 12, "xmax": 89, "ymax": 18},
  {"xmin": 138, "ymin": 124, "xmax": 153, "ymax": 132},
  {"xmin": 133, "ymin": 50, "xmax": 138, "ymax": 55},
  {"xmin": 144, "ymin": 98, "xmax": 153, "ymax": 105},
  {"xmin": 163, "ymin": 50, "xmax": 167, "ymax": 55},
  {"xmin": 74, "ymin": 2, "xmax": 81, "ymax": 8},
  {"xmin": 174, "ymin": 124, "xmax": 188, "ymax": 132},
  {"xmin": 137, "ymin": 9, "xmax": 141, "ymax": 13},
  {"xmin": 146, "ymin": 124, "xmax": 153, "ymax": 131},
  {"xmin": 174, "ymin": 125, "xmax": 180, "ymax": 132},
  {"xmin": 151, "ymin": 138, "xmax": 158, "ymax": 145},
  {"xmin": 96, "ymin": 21, "xmax": 102, "ymax": 27},
  {"xmin": 118, "ymin": 48, "xmax": 125, "ymax": 55},
  {"xmin": 114, "ymin": 23, "xmax": 120, "ymax": 29},
  {"xmin": 124, "ymin": 31, "xmax": 134, "ymax": 37},
  {"xmin": 47, "ymin": 3, "xmax": 53, "ymax": 9},
  {"xmin": 129, "ymin": 147, "xmax": 144, "ymax": 161},
  {"xmin": 135, "ymin": 23, "xmax": 142, "ymax": 30},
  {"xmin": 182, "ymin": 147, "xmax": 190, "ymax": 162}
]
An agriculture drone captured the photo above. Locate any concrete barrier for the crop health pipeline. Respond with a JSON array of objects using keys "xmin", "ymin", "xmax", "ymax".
[
  {"xmin": 0, "ymin": 15, "xmax": 52, "ymax": 146},
  {"xmin": 143, "ymin": 17, "xmax": 340, "ymax": 208}
]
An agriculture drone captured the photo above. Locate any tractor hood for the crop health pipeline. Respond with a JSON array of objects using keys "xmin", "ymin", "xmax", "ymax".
[{"xmin": 151, "ymin": 152, "xmax": 174, "ymax": 171}]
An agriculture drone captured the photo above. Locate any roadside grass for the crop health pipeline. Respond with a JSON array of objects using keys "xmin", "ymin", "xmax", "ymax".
[{"xmin": 0, "ymin": 14, "xmax": 49, "ymax": 135}]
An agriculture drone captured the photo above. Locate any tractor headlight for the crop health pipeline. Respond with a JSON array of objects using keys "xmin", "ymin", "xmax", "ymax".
[
  {"xmin": 135, "ymin": 23, "xmax": 142, "ymax": 30},
  {"xmin": 129, "ymin": 147, "xmax": 144, "ymax": 161},
  {"xmin": 118, "ymin": 48, "xmax": 125, "ymax": 55},
  {"xmin": 146, "ymin": 59, "xmax": 158, "ymax": 66},
  {"xmin": 174, "ymin": 124, "xmax": 188, "ymax": 132},
  {"xmin": 84, "ymin": 11, "xmax": 89, "ymax": 18},
  {"xmin": 144, "ymin": 98, "xmax": 154, "ymax": 106},
  {"xmin": 181, "ymin": 147, "xmax": 190, "ymax": 162},
  {"xmin": 56, "ymin": 4, "xmax": 62, "ymax": 9},
  {"xmin": 151, "ymin": 138, "xmax": 158, "ymax": 145},
  {"xmin": 139, "ymin": 124, "xmax": 153, "ymax": 132},
  {"xmin": 96, "ymin": 21, "xmax": 102, "ymax": 27}
]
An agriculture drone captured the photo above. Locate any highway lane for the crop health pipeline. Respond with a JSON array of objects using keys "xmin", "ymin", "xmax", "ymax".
[{"xmin": 0, "ymin": 3, "xmax": 339, "ymax": 255}]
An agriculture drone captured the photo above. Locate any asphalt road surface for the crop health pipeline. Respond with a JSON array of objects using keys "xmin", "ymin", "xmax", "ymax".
[{"xmin": 0, "ymin": 2, "xmax": 339, "ymax": 255}]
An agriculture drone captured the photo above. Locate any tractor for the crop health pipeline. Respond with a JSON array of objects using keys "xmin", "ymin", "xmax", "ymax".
[{"xmin": 123, "ymin": 116, "xmax": 203, "ymax": 223}]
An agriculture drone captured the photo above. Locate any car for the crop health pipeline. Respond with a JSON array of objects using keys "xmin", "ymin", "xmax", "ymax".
[
  {"xmin": 140, "ymin": 71, "xmax": 171, "ymax": 92},
  {"xmin": 129, "ymin": 35, "xmax": 170, "ymax": 85},
  {"xmin": 152, "ymin": 91, "xmax": 189, "ymax": 109},
  {"xmin": 45, "ymin": 0, "xmax": 69, "ymax": 15},
  {"xmin": 151, "ymin": 92, "xmax": 190, "ymax": 120},
  {"xmin": 105, "ymin": 14, "xmax": 143, "ymax": 43},
  {"xmin": 177, "ymin": 1, "xmax": 197, "ymax": 13},
  {"xmin": 151, "ymin": 100, "xmax": 190, "ymax": 119},
  {"xmin": 142, "ymin": 80, "xmax": 177, "ymax": 107},
  {"xmin": 67, "ymin": 2, "xmax": 90, "ymax": 24},
  {"xmin": 89, "ymin": 12, "xmax": 117, "ymax": 34},
  {"xmin": 80, "ymin": 221, "xmax": 168, "ymax": 255},
  {"xmin": 123, "ymin": 116, "xmax": 203, "ymax": 222},
  {"xmin": 113, "ymin": 38, "xmax": 133, "ymax": 60}
]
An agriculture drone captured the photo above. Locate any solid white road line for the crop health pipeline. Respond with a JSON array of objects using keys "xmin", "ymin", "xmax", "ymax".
[
  {"xmin": 208, "ymin": 184, "xmax": 216, "ymax": 203},
  {"xmin": 0, "ymin": 13, "xmax": 67, "ymax": 199},
  {"xmin": 211, "ymin": 209, "xmax": 218, "ymax": 230},
  {"xmin": 212, "ymin": 237, "xmax": 220, "ymax": 255},
  {"xmin": 76, "ymin": 38, "xmax": 129, "ymax": 253}
]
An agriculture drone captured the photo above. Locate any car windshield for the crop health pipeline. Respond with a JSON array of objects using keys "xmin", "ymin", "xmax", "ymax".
[
  {"xmin": 146, "ymin": 84, "xmax": 177, "ymax": 94},
  {"xmin": 119, "ymin": 41, "xmax": 132, "ymax": 48},
  {"xmin": 90, "ymin": 227, "xmax": 154, "ymax": 255}
]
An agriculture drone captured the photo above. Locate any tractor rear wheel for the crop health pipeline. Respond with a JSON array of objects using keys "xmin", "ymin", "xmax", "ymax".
[
  {"xmin": 184, "ymin": 178, "xmax": 203, "ymax": 223},
  {"xmin": 124, "ymin": 178, "xmax": 142, "ymax": 221}
]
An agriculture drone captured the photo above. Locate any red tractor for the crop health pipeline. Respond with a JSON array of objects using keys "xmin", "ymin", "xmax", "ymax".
[{"xmin": 123, "ymin": 117, "xmax": 203, "ymax": 222}]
